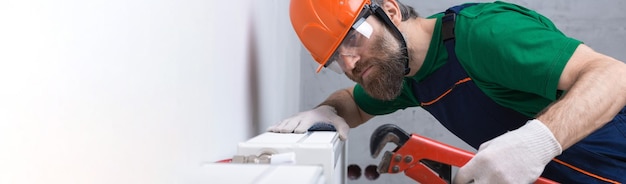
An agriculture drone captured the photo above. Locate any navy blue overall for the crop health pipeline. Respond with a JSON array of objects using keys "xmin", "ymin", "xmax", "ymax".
[{"xmin": 409, "ymin": 4, "xmax": 626, "ymax": 183}]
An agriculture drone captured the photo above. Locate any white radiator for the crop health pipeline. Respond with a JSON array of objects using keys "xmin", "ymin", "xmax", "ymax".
[
  {"xmin": 201, "ymin": 164, "xmax": 325, "ymax": 184},
  {"xmin": 236, "ymin": 131, "xmax": 346, "ymax": 184}
]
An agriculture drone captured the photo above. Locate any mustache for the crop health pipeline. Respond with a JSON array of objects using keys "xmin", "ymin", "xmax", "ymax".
[
  {"xmin": 352, "ymin": 49, "xmax": 407, "ymax": 74},
  {"xmin": 352, "ymin": 59, "xmax": 370, "ymax": 80}
]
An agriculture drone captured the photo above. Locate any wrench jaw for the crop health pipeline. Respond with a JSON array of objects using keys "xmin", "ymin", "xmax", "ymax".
[
  {"xmin": 369, "ymin": 133, "xmax": 402, "ymax": 159},
  {"xmin": 377, "ymin": 151, "xmax": 394, "ymax": 174},
  {"xmin": 369, "ymin": 124, "xmax": 410, "ymax": 158},
  {"xmin": 369, "ymin": 124, "xmax": 413, "ymax": 175},
  {"xmin": 369, "ymin": 124, "xmax": 461, "ymax": 184},
  {"xmin": 369, "ymin": 124, "xmax": 558, "ymax": 184}
]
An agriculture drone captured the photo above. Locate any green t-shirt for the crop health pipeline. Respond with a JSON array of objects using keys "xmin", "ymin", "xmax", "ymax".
[{"xmin": 354, "ymin": 1, "xmax": 582, "ymax": 117}]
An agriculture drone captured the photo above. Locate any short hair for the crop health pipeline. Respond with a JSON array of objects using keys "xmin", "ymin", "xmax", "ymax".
[{"xmin": 372, "ymin": 0, "xmax": 419, "ymax": 21}]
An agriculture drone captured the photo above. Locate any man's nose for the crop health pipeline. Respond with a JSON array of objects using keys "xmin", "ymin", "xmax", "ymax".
[{"xmin": 340, "ymin": 54, "xmax": 360, "ymax": 72}]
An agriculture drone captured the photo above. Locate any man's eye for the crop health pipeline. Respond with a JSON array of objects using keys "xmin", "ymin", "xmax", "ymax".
[
  {"xmin": 346, "ymin": 35, "xmax": 357, "ymax": 46},
  {"xmin": 345, "ymin": 32, "xmax": 361, "ymax": 47}
]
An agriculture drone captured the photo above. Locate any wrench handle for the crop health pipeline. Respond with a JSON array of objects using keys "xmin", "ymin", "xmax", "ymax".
[{"xmin": 397, "ymin": 134, "xmax": 558, "ymax": 184}]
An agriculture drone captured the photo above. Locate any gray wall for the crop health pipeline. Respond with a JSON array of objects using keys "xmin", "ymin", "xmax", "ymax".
[{"xmin": 299, "ymin": 1, "xmax": 626, "ymax": 183}]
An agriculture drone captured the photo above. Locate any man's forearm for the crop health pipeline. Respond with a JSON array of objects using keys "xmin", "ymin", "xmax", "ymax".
[
  {"xmin": 537, "ymin": 55, "xmax": 626, "ymax": 149},
  {"xmin": 318, "ymin": 87, "xmax": 373, "ymax": 128}
]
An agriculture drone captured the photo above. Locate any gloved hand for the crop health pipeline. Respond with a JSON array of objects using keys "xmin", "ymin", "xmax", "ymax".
[
  {"xmin": 453, "ymin": 119, "xmax": 562, "ymax": 184},
  {"xmin": 266, "ymin": 105, "xmax": 350, "ymax": 140}
]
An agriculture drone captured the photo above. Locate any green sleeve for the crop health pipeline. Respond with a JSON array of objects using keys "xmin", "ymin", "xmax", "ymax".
[
  {"xmin": 353, "ymin": 80, "xmax": 420, "ymax": 115},
  {"xmin": 456, "ymin": 2, "xmax": 581, "ymax": 100}
]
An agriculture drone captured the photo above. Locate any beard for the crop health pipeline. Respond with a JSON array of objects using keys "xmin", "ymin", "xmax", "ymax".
[{"xmin": 346, "ymin": 30, "xmax": 407, "ymax": 101}]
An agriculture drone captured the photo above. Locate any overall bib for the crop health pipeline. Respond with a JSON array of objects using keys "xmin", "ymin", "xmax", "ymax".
[{"xmin": 409, "ymin": 4, "xmax": 626, "ymax": 183}]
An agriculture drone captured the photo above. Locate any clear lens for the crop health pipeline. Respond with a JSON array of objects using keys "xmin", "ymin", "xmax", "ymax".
[
  {"xmin": 326, "ymin": 59, "xmax": 344, "ymax": 74},
  {"xmin": 324, "ymin": 20, "xmax": 373, "ymax": 74}
]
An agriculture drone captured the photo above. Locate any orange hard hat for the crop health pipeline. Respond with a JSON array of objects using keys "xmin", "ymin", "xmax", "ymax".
[{"xmin": 290, "ymin": 0, "xmax": 372, "ymax": 73}]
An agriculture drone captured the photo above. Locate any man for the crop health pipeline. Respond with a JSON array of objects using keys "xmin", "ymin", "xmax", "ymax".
[{"xmin": 268, "ymin": 0, "xmax": 626, "ymax": 183}]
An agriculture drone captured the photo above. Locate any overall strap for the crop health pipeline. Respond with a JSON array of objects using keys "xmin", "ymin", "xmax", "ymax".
[
  {"xmin": 408, "ymin": 2, "xmax": 531, "ymax": 147},
  {"xmin": 442, "ymin": 3, "xmax": 478, "ymax": 64},
  {"xmin": 433, "ymin": 4, "xmax": 626, "ymax": 183}
]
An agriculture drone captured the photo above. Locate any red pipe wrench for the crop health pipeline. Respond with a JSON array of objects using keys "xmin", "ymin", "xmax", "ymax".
[{"xmin": 370, "ymin": 124, "xmax": 558, "ymax": 184}]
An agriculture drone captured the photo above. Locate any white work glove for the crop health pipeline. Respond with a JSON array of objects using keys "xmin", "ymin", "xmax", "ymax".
[
  {"xmin": 453, "ymin": 119, "xmax": 562, "ymax": 184},
  {"xmin": 266, "ymin": 105, "xmax": 350, "ymax": 140}
]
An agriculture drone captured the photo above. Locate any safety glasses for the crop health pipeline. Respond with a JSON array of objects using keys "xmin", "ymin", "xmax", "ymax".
[
  {"xmin": 325, "ymin": 19, "xmax": 374, "ymax": 74},
  {"xmin": 324, "ymin": 5, "xmax": 376, "ymax": 74},
  {"xmin": 323, "ymin": 4, "xmax": 410, "ymax": 75}
]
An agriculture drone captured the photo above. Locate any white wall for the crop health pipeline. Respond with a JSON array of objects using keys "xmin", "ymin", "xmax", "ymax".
[
  {"xmin": 0, "ymin": 0, "xmax": 300, "ymax": 183},
  {"xmin": 250, "ymin": 0, "xmax": 301, "ymax": 134}
]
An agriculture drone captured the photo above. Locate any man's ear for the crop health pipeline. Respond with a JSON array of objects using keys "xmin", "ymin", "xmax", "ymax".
[{"xmin": 381, "ymin": 0, "xmax": 402, "ymax": 26}]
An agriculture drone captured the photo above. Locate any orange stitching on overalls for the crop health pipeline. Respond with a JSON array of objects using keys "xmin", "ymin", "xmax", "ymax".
[
  {"xmin": 420, "ymin": 77, "xmax": 472, "ymax": 106},
  {"xmin": 552, "ymin": 158, "xmax": 621, "ymax": 184},
  {"xmin": 418, "ymin": 76, "xmax": 620, "ymax": 183}
]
